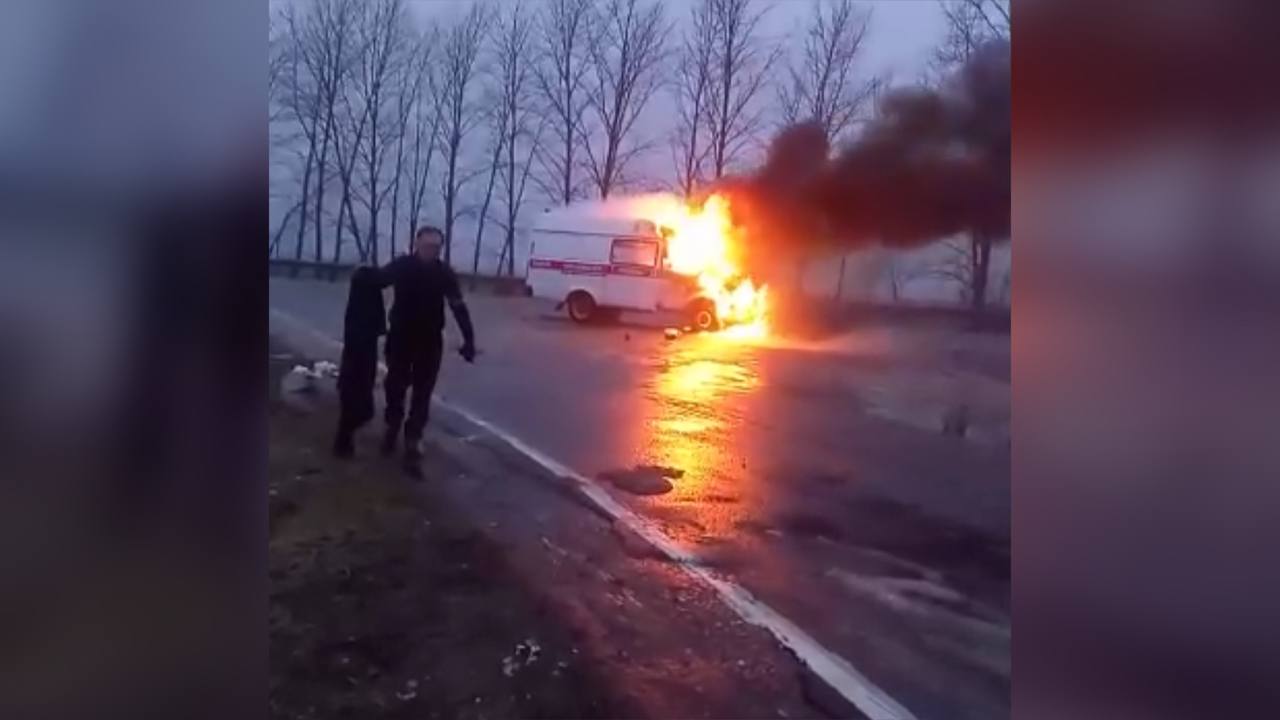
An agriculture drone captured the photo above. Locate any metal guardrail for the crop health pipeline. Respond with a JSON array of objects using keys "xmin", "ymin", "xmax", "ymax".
[{"xmin": 268, "ymin": 258, "xmax": 529, "ymax": 295}]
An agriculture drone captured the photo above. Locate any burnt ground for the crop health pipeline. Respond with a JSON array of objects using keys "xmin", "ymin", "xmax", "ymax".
[{"xmin": 268, "ymin": 344, "xmax": 834, "ymax": 720}]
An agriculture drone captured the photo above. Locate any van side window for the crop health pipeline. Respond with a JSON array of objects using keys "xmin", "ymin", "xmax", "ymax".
[{"xmin": 610, "ymin": 238, "xmax": 658, "ymax": 267}]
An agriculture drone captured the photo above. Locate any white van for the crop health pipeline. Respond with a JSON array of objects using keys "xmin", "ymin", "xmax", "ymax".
[{"xmin": 525, "ymin": 203, "xmax": 720, "ymax": 329}]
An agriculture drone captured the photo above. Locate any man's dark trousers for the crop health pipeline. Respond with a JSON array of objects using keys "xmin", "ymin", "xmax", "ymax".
[{"xmin": 383, "ymin": 332, "xmax": 443, "ymax": 451}]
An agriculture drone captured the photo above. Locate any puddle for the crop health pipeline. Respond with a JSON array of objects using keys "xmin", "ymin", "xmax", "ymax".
[{"xmin": 778, "ymin": 513, "xmax": 845, "ymax": 542}]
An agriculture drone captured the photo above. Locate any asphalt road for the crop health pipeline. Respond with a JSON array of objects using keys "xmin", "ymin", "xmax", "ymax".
[{"xmin": 270, "ymin": 276, "xmax": 1011, "ymax": 720}]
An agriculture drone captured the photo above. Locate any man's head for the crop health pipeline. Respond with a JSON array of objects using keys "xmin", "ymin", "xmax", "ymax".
[{"xmin": 412, "ymin": 226, "xmax": 444, "ymax": 261}]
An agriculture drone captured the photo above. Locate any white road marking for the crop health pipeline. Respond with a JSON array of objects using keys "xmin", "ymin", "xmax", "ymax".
[{"xmin": 269, "ymin": 305, "xmax": 918, "ymax": 720}]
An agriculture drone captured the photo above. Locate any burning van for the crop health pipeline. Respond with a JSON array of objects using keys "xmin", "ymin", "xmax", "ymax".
[{"xmin": 525, "ymin": 201, "xmax": 724, "ymax": 330}]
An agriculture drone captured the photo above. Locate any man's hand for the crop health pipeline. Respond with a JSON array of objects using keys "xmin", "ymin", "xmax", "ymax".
[{"xmin": 459, "ymin": 342, "xmax": 477, "ymax": 363}]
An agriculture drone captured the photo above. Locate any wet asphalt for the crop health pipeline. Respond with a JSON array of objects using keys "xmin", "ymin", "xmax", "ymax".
[{"xmin": 270, "ymin": 276, "xmax": 1011, "ymax": 720}]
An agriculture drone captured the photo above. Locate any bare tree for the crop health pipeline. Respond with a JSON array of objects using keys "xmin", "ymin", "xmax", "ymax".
[
  {"xmin": 279, "ymin": 31, "xmax": 318, "ymax": 265},
  {"xmin": 776, "ymin": 0, "xmax": 879, "ymax": 296},
  {"xmin": 670, "ymin": 0, "xmax": 715, "ymax": 197},
  {"xmin": 437, "ymin": 3, "xmax": 494, "ymax": 265},
  {"xmin": 387, "ymin": 35, "xmax": 430, "ymax": 260},
  {"xmin": 331, "ymin": 86, "xmax": 370, "ymax": 264},
  {"xmin": 928, "ymin": 0, "xmax": 1010, "ymax": 315},
  {"xmin": 471, "ymin": 112, "xmax": 507, "ymax": 279},
  {"xmin": 927, "ymin": 235, "xmax": 986, "ymax": 308},
  {"xmin": 269, "ymin": 13, "xmax": 306, "ymax": 257},
  {"xmin": 703, "ymin": 0, "xmax": 780, "ymax": 180},
  {"xmin": 403, "ymin": 26, "xmax": 444, "ymax": 256},
  {"xmin": 884, "ymin": 253, "xmax": 933, "ymax": 303},
  {"xmin": 268, "ymin": 16, "xmax": 287, "ymax": 125},
  {"xmin": 532, "ymin": 0, "xmax": 594, "ymax": 205},
  {"xmin": 348, "ymin": 0, "xmax": 414, "ymax": 266},
  {"xmin": 291, "ymin": 0, "xmax": 360, "ymax": 265},
  {"xmin": 582, "ymin": 0, "xmax": 670, "ymax": 199},
  {"xmin": 778, "ymin": 0, "xmax": 880, "ymax": 146},
  {"xmin": 268, "ymin": 199, "xmax": 303, "ymax": 259},
  {"xmin": 490, "ymin": 2, "xmax": 545, "ymax": 276}
]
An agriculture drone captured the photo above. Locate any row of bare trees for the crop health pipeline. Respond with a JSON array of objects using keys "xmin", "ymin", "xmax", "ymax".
[
  {"xmin": 267, "ymin": 0, "xmax": 919, "ymax": 276},
  {"xmin": 271, "ymin": 0, "xmax": 542, "ymax": 273}
]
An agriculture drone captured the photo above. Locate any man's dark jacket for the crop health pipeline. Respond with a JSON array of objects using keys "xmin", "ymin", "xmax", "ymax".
[{"xmin": 337, "ymin": 267, "xmax": 386, "ymax": 430}]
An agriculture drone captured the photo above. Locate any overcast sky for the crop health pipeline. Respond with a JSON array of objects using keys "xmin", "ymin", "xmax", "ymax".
[{"xmin": 404, "ymin": 0, "xmax": 946, "ymax": 79}]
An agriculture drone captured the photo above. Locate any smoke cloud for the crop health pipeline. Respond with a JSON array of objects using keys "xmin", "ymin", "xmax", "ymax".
[{"xmin": 716, "ymin": 39, "xmax": 1010, "ymax": 270}]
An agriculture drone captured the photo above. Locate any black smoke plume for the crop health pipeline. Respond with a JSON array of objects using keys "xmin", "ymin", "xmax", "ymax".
[{"xmin": 714, "ymin": 39, "xmax": 1010, "ymax": 272}]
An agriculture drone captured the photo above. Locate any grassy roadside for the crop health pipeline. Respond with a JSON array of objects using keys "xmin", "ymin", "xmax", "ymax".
[{"xmin": 268, "ymin": 344, "xmax": 632, "ymax": 720}]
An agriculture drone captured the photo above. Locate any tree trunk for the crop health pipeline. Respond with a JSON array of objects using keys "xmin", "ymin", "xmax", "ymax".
[
  {"xmin": 313, "ymin": 122, "xmax": 334, "ymax": 263},
  {"xmin": 338, "ymin": 181, "xmax": 365, "ymax": 262},
  {"xmin": 389, "ymin": 127, "xmax": 406, "ymax": 260},
  {"xmin": 503, "ymin": 226, "xmax": 516, "ymax": 277},
  {"xmin": 443, "ymin": 135, "xmax": 460, "ymax": 265},
  {"xmin": 503, "ymin": 112, "xmax": 517, "ymax": 277},
  {"xmin": 833, "ymin": 254, "xmax": 848, "ymax": 302},
  {"xmin": 969, "ymin": 231, "xmax": 992, "ymax": 317},
  {"xmin": 293, "ymin": 146, "xmax": 315, "ymax": 264},
  {"xmin": 472, "ymin": 140, "xmax": 504, "ymax": 284},
  {"xmin": 561, "ymin": 116, "xmax": 574, "ymax": 205},
  {"xmin": 271, "ymin": 201, "xmax": 301, "ymax": 258},
  {"xmin": 367, "ymin": 137, "xmax": 380, "ymax": 267}
]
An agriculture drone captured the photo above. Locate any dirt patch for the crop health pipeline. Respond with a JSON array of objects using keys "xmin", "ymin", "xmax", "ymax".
[{"xmin": 269, "ymin": 348, "xmax": 632, "ymax": 720}]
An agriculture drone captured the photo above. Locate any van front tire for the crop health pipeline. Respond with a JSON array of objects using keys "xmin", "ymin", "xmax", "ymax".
[
  {"xmin": 687, "ymin": 298, "xmax": 720, "ymax": 332},
  {"xmin": 566, "ymin": 291, "xmax": 597, "ymax": 324}
]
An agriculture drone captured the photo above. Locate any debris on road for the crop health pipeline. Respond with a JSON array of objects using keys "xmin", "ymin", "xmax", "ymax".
[
  {"xmin": 664, "ymin": 327, "xmax": 681, "ymax": 340},
  {"xmin": 598, "ymin": 464, "xmax": 683, "ymax": 496},
  {"xmin": 502, "ymin": 638, "xmax": 543, "ymax": 677},
  {"xmin": 281, "ymin": 360, "xmax": 339, "ymax": 397}
]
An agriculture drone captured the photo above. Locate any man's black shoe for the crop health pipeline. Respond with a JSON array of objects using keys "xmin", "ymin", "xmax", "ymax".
[
  {"xmin": 403, "ymin": 459, "xmax": 424, "ymax": 481},
  {"xmin": 403, "ymin": 440, "xmax": 424, "ymax": 480},
  {"xmin": 381, "ymin": 427, "xmax": 398, "ymax": 457}
]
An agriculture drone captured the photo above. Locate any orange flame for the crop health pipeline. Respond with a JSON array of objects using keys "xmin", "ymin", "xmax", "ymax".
[{"xmin": 635, "ymin": 193, "xmax": 769, "ymax": 336}]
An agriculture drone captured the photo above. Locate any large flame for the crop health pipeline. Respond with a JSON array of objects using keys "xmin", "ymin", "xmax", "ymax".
[{"xmin": 635, "ymin": 193, "xmax": 769, "ymax": 337}]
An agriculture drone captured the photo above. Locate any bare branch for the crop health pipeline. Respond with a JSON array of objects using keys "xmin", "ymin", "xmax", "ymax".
[
  {"xmin": 487, "ymin": 1, "xmax": 545, "ymax": 274},
  {"xmin": 778, "ymin": 0, "xmax": 878, "ymax": 146},
  {"xmin": 582, "ymin": 0, "xmax": 671, "ymax": 198},
  {"xmin": 437, "ymin": 2, "xmax": 495, "ymax": 263},
  {"xmin": 702, "ymin": 0, "xmax": 781, "ymax": 179},
  {"xmin": 670, "ymin": 0, "xmax": 715, "ymax": 196},
  {"xmin": 533, "ymin": 0, "xmax": 595, "ymax": 205},
  {"xmin": 931, "ymin": 0, "xmax": 1010, "ymax": 78}
]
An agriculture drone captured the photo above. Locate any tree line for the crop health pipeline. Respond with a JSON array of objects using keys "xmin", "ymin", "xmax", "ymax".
[{"xmin": 269, "ymin": 0, "xmax": 1008, "ymax": 307}]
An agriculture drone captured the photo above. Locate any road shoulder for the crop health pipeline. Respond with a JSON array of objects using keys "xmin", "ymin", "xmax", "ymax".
[{"xmin": 269, "ymin": 341, "xmax": 835, "ymax": 719}]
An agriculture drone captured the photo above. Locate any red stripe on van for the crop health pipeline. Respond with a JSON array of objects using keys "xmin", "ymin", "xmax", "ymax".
[{"xmin": 529, "ymin": 258, "xmax": 658, "ymax": 278}]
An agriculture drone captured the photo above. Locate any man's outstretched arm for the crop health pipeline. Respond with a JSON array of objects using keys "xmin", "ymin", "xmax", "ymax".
[{"xmin": 444, "ymin": 268, "xmax": 476, "ymax": 361}]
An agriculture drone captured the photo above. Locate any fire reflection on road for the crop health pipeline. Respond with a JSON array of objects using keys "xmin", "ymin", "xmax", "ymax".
[{"xmin": 638, "ymin": 336, "xmax": 763, "ymax": 506}]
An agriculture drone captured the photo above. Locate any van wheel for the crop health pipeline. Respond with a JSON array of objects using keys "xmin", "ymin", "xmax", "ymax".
[
  {"xmin": 688, "ymin": 298, "xmax": 720, "ymax": 332},
  {"xmin": 566, "ymin": 291, "xmax": 597, "ymax": 323}
]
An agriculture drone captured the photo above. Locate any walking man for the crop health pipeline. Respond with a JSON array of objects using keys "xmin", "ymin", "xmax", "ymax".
[{"xmin": 376, "ymin": 226, "xmax": 476, "ymax": 478}]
